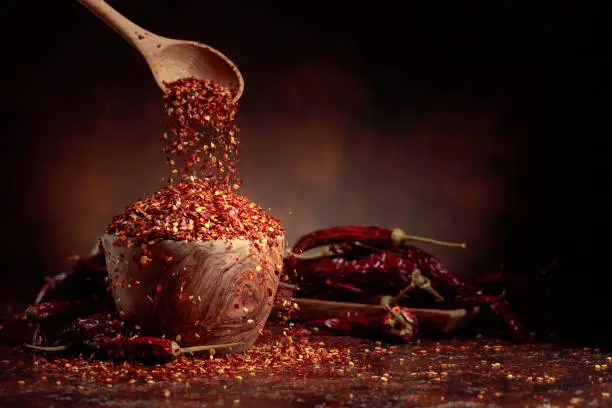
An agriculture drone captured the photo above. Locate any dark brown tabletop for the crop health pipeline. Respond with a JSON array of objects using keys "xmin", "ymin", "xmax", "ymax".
[{"xmin": 1, "ymin": 330, "xmax": 610, "ymax": 408}]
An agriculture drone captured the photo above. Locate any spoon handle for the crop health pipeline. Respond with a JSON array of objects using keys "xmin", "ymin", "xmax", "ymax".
[{"xmin": 79, "ymin": 0, "xmax": 160, "ymax": 57}]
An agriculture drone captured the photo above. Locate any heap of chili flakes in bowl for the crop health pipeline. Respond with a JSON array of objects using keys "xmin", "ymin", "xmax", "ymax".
[
  {"xmin": 105, "ymin": 180, "xmax": 283, "ymax": 250},
  {"xmin": 105, "ymin": 77, "xmax": 283, "ymax": 252}
]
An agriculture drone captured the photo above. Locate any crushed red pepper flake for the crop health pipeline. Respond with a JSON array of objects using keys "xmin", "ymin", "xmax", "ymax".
[
  {"xmin": 106, "ymin": 180, "xmax": 282, "ymax": 246},
  {"xmin": 162, "ymin": 77, "xmax": 240, "ymax": 187},
  {"xmin": 106, "ymin": 77, "xmax": 282, "ymax": 247},
  {"xmin": 10, "ymin": 330, "xmax": 603, "ymax": 404}
]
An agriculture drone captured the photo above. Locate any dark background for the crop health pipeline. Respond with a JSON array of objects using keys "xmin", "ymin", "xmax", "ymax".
[{"xmin": 0, "ymin": 1, "xmax": 609, "ymax": 348}]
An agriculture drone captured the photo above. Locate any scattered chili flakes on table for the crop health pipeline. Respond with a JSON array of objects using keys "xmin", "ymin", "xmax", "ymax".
[{"xmin": 1, "ymin": 329, "xmax": 610, "ymax": 407}]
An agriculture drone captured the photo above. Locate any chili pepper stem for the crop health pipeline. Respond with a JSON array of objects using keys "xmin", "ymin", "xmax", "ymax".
[
  {"xmin": 381, "ymin": 269, "xmax": 445, "ymax": 306},
  {"xmin": 383, "ymin": 305, "xmax": 414, "ymax": 337},
  {"xmin": 391, "ymin": 228, "xmax": 466, "ymax": 248},
  {"xmin": 180, "ymin": 341, "xmax": 244, "ymax": 354},
  {"xmin": 24, "ymin": 344, "xmax": 68, "ymax": 352},
  {"xmin": 409, "ymin": 270, "xmax": 445, "ymax": 302},
  {"xmin": 289, "ymin": 246, "xmax": 332, "ymax": 260},
  {"xmin": 380, "ymin": 295, "xmax": 394, "ymax": 307},
  {"xmin": 25, "ymin": 307, "xmax": 39, "ymax": 322},
  {"xmin": 278, "ymin": 282, "xmax": 299, "ymax": 291}
]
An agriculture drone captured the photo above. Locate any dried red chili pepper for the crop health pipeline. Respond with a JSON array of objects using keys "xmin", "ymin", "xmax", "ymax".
[
  {"xmin": 51, "ymin": 313, "xmax": 123, "ymax": 347},
  {"xmin": 25, "ymin": 299, "xmax": 108, "ymax": 322},
  {"xmin": 470, "ymin": 270, "xmax": 504, "ymax": 284},
  {"xmin": 0, "ymin": 313, "xmax": 35, "ymax": 346},
  {"xmin": 294, "ymin": 241, "xmax": 497, "ymax": 307},
  {"xmin": 286, "ymin": 230, "xmax": 526, "ymax": 341},
  {"xmin": 284, "ymin": 241, "xmax": 367, "ymax": 277},
  {"xmin": 34, "ymin": 250, "xmax": 110, "ymax": 305},
  {"xmin": 396, "ymin": 246, "xmax": 526, "ymax": 342},
  {"xmin": 380, "ymin": 291, "xmax": 507, "ymax": 312},
  {"xmin": 82, "ymin": 336, "xmax": 182, "ymax": 363},
  {"xmin": 394, "ymin": 245, "xmax": 480, "ymax": 298},
  {"xmin": 289, "ymin": 249, "xmax": 443, "ymax": 302},
  {"xmin": 301, "ymin": 306, "xmax": 417, "ymax": 343},
  {"xmin": 490, "ymin": 300, "xmax": 526, "ymax": 341},
  {"xmin": 290, "ymin": 226, "xmax": 465, "ymax": 255},
  {"xmin": 26, "ymin": 336, "xmax": 243, "ymax": 364}
]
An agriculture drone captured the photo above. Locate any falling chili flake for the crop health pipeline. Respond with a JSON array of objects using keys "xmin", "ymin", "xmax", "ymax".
[
  {"xmin": 106, "ymin": 77, "xmax": 282, "ymax": 247},
  {"xmin": 161, "ymin": 77, "xmax": 240, "ymax": 188},
  {"xmin": 140, "ymin": 256, "xmax": 153, "ymax": 266}
]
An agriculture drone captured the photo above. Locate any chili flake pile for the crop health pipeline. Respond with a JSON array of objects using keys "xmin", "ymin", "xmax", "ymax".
[
  {"xmin": 106, "ymin": 77, "xmax": 282, "ymax": 246},
  {"xmin": 162, "ymin": 77, "xmax": 240, "ymax": 187},
  {"xmin": 106, "ymin": 181, "xmax": 282, "ymax": 246}
]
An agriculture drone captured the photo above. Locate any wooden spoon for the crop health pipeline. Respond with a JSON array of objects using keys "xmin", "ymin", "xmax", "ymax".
[
  {"xmin": 79, "ymin": 0, "xmax": 245, "ymax": 101},
  {"xmin": 272, "ymin": 297, "xmax": 481, "ymax": 335}
]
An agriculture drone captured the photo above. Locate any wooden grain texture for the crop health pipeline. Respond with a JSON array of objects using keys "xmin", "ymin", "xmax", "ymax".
[
  {"xmin": 102, "ymin": 234, "xmax": 285, "ymax": 352},
  {"xmin": 79, "ymin": 0, "xmax": 244, "ymax": 100}
]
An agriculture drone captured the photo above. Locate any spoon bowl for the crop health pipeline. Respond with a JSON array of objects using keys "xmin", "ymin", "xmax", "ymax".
[
  {"xmin": 79, "ymin": 0, "xmax": 244, "ymax": 101},
  {"xmin": 151, "ymin": 41, "xmax": 243, "ymax": 97}
]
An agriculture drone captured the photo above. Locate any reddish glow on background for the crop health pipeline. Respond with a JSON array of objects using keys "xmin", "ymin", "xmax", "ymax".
[
  {"xmin": 2, "ymin": 1, "xmax": 608, "ymax": 348},
  {"xmin": 29, "ymin": 55, "xmax": 516, "ymax": 282}
]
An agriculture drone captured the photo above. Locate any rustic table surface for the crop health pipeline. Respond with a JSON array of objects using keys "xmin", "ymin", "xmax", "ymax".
[{"xmin": 1, "ymin": 330, "xmax": 610, "ymax": 408}]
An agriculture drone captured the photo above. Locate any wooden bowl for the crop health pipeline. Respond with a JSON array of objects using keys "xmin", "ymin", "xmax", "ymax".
[{"xmin": 101, "ymin": 234, "xmax": 285, "ymax": 353}]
